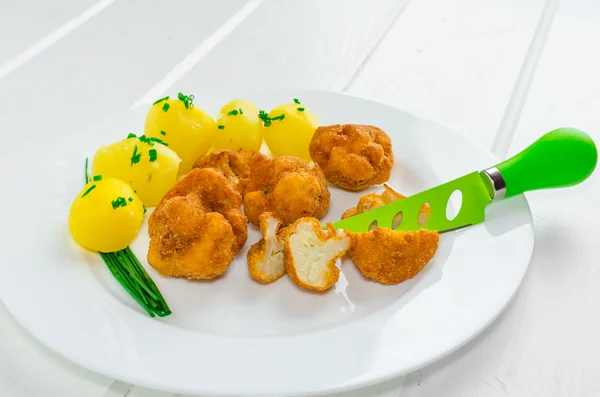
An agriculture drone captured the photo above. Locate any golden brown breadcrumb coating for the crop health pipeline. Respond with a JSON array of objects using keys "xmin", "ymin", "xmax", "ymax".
[
  {"xmin": 284, "ymin": 218, "xmax": 351, "ymax": 292},
  {"xmin": 148, "ymin": 168, "xmax": 247, "ymax": 279},
  {"xmin": 309, "ymin": 124, "xmax": 394, "ymax": 191},
  {"xmin": 349, "ymin": 228, "xmax": 439, "ymax": 285},
  {"xmin": 243, "ymin": 153, "xmax": 330, "ymax": 226},
  {"xmin": 193, "ymin": 149, "xmax": 257, "ymax": 194},
  {"xmin": 341, "ymin": 184, "xmax": 431, "ymax": 226},
  {"xmin": 247, "ymin": 212, "xmax": 287, "ymax": 284}
]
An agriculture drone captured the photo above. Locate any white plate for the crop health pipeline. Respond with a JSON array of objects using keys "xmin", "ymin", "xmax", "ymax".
[{"xmin": 0, "ymin": 90, "xmax": 533, "ymax": 397}]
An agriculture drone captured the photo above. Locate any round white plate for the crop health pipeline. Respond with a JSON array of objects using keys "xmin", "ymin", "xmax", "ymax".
[{"xmin": 0, "ymin": 90, "xmax": 533, "ymax": 397}]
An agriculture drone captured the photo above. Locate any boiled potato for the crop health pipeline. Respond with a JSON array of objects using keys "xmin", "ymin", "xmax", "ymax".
[
  {"xmin": 144, "ymin": 95, "xmax": 216, "ymax": 174},
  {"xmin": 262, "ymin": 102, "xmax": 319, "ymax": 162},
  {"xmin": 212, "ymin": 99, "xmax": 263, "ymax": 151},
  {"xmin": 92, "ymin": 137, "xmax": 180, "ymax": 207},
  {"xmin": 69, "ymin": 178, "xmax": 144, "ymax": 252}
]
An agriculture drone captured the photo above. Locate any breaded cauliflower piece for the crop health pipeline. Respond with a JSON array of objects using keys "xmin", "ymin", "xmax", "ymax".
[
  {"xmin": 284, "ymin": 218, "xmax": 351, "ymax": 292},
  {"xmin": 309, "ymin": 124, "xmax": 394, "ymax": 191},
  {"xmin": 341, "ymin": 184, "xmax": 431, "ymax": 226},
  {"xmin": 349, "ymin": 228, "xmax": 439, "ymax": 285},
  {"xmin": 243, "ymin": 153, "xmax": 330, "ymax": 226},
  {"xmin": 247, "ymin": 213, "xmax": 287, "ymax": 284},
  {"xmin": 193, "ymin": 149, "xmax": 257, "ymax": 194},
  {"xmin": 148, "ymin": 168, "xmax": 247, "ymax": 279}
]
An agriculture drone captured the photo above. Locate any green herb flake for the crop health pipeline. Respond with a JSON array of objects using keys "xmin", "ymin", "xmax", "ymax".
[
  {"xmin": 264, "ymin": 189, "xmax": 269, "ymax": 195},
  {"xmin": 149, "ymin": 149, "xmax": 158, "ymax": 162},
  {"xmin": 270, "ymin": 114, "xmax": 285, "ymax": 121},
  {"xmin": 218, "ymin": 125, "xmax": 225, "ymax": 130},
  {"xmin": 227, "ymin": 109, "xmax": 239, "ymax": 116},
  {"xmin": 131, "ymin": 145, "xmax": 142, "ymax": 166},
  {"xmin": 81, "ymin": 184, "xmax": 97, "ymax": 198},
  {"xmin": 143, "ymin": 205, "xmax": 147, "ymax": 214},
  {"xmin": 153, "ymin": 96, "xmax": 169, "ymax": 105},
  {"xmin": 149, "ymin": 137, "xmax": 168, "ymax": 146},
  {"xmin": 127, "ymin": 133, "xmax": 137, "ymax": 139},
  {"xmin": 162, "ymin": 102, "xmax": 170, "ymax": 112},
  {"xmin": 239, "ymin": 108, "xmax": 243, "ymax": 115},
  {"xmin": 297, "ymin": 107, "xmax": 305, "ymax": 112},
  {"xmin": 177, "ymin": 92, "xmax": 195, "ymax": 109},
  {"xmin": 111, "ymin": 196, "xmax": 128, "ymax": 210},
  {"xmin": 160, "ymin": 130, "xmax": 167, "ymax": 136},
  {"xmin": 293, "ymin": 98, "xmax": 301, "ymax": 104},
  {"xmin": 85, "ymin": 157, "xmax": 90, "ymax": 184},
  {"xmin": 128, "ymin": 197, "xmax": 133, "ymax": 202},
  {"xmin": 93, "ymin": 175, "xmax": 102, "ymax": 181}
]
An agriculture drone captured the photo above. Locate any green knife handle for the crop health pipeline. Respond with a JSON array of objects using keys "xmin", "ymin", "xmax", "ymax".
[{"xmin": 494, "ymin": 128, "xmax": 597, "ymax": 198}]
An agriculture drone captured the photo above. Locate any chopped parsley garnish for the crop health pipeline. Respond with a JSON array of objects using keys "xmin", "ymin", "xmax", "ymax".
[
  {"xmin": 160, "ymin": 130, "xmax": 167, "ymax": 136},
  {"xmin": 127, "ymin": 133, "xmax": 137, "ymax": 138},
  {"xmin": 177, "ymin": 92, "xmax": 195, "ymax": 109},
  {"xmin": 239, "ymin": 108, "xmax": 243, "ymax": 115},
  {"xmin": 81, "ymin": 184, "xmax": 96, "ymax": 198},
  {"xmin": 264, "ymin": 189, "xmax": 269, "ymax": 194},
  {"xmin": 297, "ymin": 107, "xmax": 305, "ymax": 112},
  {"xmin": 131, "ymin": 145, "xmax": 142, "ymax": 166},
  {"xmin": 111, "ymin": 196, "xmax": 128, "ymax": 210},
  {"xmin": 153, "ymin": 96, "xmax": 169, "ymax": 105},
  {"xmin": 227, "ymin": 109, "xmax": 239, "ymax": 116},
  {"xmin": 258, "ymin": 110, "xmax": 285, "ymax": 127},
  {"xmin": 162, "ymin": 102, "xmax": 170, "ymax": 112},
  {"xmin": 128, "ymin": 197, "xmax": 133, "ymax": 202},
  {"xmin": 218, "ymin": 125, "xmax": 225, "ymax": 129},
  {"xmin": 293, "ymin": 98, "xmax": 301, "ymax": 104},
  {"xmin": 93, "ymin": 175, "xmax": 102, "ymax": 181},
  {"xmin": 143, "ymin": 205, "xmax": 147, "ymax": 214},
  {"xmin": 149, "ymin": 149, "xmax": 158, "ymax": 162}
]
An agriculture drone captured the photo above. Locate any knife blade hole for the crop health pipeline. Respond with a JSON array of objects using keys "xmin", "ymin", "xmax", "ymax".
[
  {"xmin": 369, "ymin": 220, "xmax": 378, "ymax": 231},
  {"xmin": 446, "ymin": 190, "xmax": 463, "ymax": 221},
  {"xmin": 392, "ymin": 211, "xmax": 403, "ymax": 229},
  {"xmin": 418, "ymin": 202, "xmax": 430, "ymax": 226}
]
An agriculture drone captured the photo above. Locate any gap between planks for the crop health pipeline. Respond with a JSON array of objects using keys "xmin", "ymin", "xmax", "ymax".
[
  {"xmin": 0, "ymin": 0, "xmax": 116, "ymax": 81},
  {"xmin": 343, "ymin": 0, "xmax": 413, "ymax": 92},
  {"xmin": 491, "ymin": 0, "xmax": 562, "ymax": 159}
]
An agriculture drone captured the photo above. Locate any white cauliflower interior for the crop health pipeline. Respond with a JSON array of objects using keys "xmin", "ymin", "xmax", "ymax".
[
  {"xmin": 257, "ymin": 216, "xmax": 285, "ymax": 278},
  {"xmin": 287, "ymin": 221, "xmax": 350, "ymax": 288}
]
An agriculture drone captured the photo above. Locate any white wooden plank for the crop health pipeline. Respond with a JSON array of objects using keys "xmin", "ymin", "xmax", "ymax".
[
  {"xmin": 165, "ymin": 0, "xmax": 409, "ymax": 96},
  {"xmin": 0, "ymin": 0, "xmax": 105, "ymax": 65},
  {"xmin": 0, "ymin": 301, "xmax": 114, "ymax": 397},
  {"xmin": 347, "ymin": 0, "xmax": 547, "ymax": 149},
  {"xmin": 399, "ymin": 1, "xmax": 600, "ymax": 396}
]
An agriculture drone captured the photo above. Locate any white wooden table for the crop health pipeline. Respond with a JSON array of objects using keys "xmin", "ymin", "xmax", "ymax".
[{"xmin": 1, "ymin": 0, "xmax": 598, "ymax": 396}]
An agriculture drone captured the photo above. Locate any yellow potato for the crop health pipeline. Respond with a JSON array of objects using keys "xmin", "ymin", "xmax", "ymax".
[
  {"xmin": 213, "ymin": 99, "xmax": 263, "ymax": 151},
  {"xmin": 144, "ymin": 95, "xmax": 216, "ymax": 174},
  {"xmin": 262, "ymin": 103, "xmax": 319, "ymax": 162},
  {"xmin": 92, "ymin": 137, "xmax": 180, "ymax": 207},
  {"xmin": 69, "ymin": 178, "xmax": 144, "ymax": 253}
]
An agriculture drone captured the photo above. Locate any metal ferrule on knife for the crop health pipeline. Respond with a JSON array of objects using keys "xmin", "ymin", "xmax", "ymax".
[{"xmin": 482, "ymin": 167, "xmax": 507, "ymax": 201}]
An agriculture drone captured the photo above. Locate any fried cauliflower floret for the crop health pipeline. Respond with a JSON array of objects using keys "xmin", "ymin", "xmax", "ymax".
[
  {"xmin": 284, "ymin": 218, "xmax": 351, "ymax": 292},
  {"xmin": 341, "ymin": 184, "xmax": 431, "ymax": 226},
  {"xmin": 147, "ymin": 168, "xmax": 247, "ymax": 279},
  {"xmin": 309, "ymin": 124, "xmax": 394, "ymax": 191},
  {"xmin": 243, "ymin": 153, "xmax": 330, "ymax": 226},
  {"xmin": 247, "ymin": 213, "xmax": 287, "ymax": 284},
  {"xmin": 349, "ymin": 228, "xmax": 439, "ymax": 285},
  {"xmin": 193, "ymin": 149, "xmax": 257, "ymax": 194}
]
